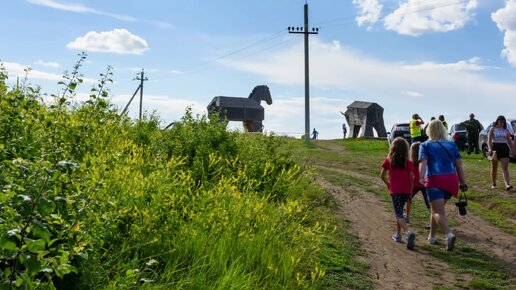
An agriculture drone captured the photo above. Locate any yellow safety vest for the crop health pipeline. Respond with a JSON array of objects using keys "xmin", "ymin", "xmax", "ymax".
[{"xmin": 410, "ymin": 119, "xmax": 422, "ymax": 138}]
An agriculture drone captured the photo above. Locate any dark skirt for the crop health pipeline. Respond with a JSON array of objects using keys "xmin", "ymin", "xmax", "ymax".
[{"xmin": 493, "ymin": 143, "xmax": 510, "ymax": 159}]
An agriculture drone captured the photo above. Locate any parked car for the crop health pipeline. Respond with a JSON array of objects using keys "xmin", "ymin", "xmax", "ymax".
[
  {"xmin": 387, "ymin": 123, "xmax": 411, "ymax": 145},
  {"xmin": 448, "ymin": 123, "xmax": 468, "ymax": 151},
  {"xmin": 479, "ymin": 118, "xmax": 516, "ymax": 161}
]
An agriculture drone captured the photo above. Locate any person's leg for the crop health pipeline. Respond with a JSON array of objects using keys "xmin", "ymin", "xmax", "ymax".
[
  {"xmin": 428, "ymin": 188, "xmax": 456, "ymax": 250},
  {"xmin": 491, "ymin": 159, "xmax": 498, "ymax": 187},
  {"xmin": 406, "ymin": 191, "xmax": 415, "ymax": 223},
  {"xmin": 419, "ymin": 188, "xmax": 431, "ymax": 229},
  {"xmin": 429, "ymin": 199, "xmax": 451, "ymax": 234},
  {"xmin": 500, "ymin": 158, "xmax": 511, "ymax": 188},
  {"xmin": 429, "ymin": 212, "xmax": 438, "ymax": 235},
  {"xmin": 467, "ymin": 137, "xmax": 473, "ymax": 154},
  {"xmin": 472, "ymin": 136, "xmax": 480, "ymax": 154},
  {"xmin": 427, "ymin": 188, "xmax": 452, "ymax": 234},
  {"xmin": 395, "ymin": 195, "xmax": 409, "ymax": 232},
  {"xmin": 420, "ymin": 188, "xmax": 430, "ymax": 210},
  {"xmin": 391, "ymin": 195, "xmax": 406, "ymax": 242},
  {"xmin": 398, "ymin": 218, "xmax": 408, "ymax": 233},
  {"xmin": 393, "ymin": 196, "xmax": 412, "ymax": 232}
]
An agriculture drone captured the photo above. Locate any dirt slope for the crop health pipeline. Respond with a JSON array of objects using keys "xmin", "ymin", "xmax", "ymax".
[{"xmin": 310, "ymin": 141, "xmax": 515, "ymax": 289}]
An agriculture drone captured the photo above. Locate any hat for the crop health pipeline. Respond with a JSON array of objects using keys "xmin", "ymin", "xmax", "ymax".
[{"xmin": 470, "ymin": 113, "xmax": 475, "ymax": 118}]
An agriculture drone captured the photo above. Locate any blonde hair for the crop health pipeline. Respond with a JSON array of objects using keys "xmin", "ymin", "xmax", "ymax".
[
  {"xmin": 426, "ymin": 119, "xmax": 448, "ymax": 141},
  {"xmin": 389, "ymin": 137, "xmax": 409, "ymax": 169},
  {"xmin": 410, "ymin": 141, "xmax": 421, "ymax": 166}
]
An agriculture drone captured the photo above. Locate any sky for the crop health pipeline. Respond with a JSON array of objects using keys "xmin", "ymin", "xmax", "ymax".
[{"xmin": 1, "ymin": 0, "xmax": 516, "ymax": 139}]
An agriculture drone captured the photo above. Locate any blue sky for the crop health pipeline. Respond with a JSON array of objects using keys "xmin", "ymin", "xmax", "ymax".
[{"xmin": 2, "ymin": 0, "xmax": 516, "ymax": 139}]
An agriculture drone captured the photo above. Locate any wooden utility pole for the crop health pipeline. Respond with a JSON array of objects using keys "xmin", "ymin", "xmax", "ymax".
[
  {"xmin": 288, "ymin": 2, "xmax": 319, "ymax": 141},
  {"xmin": 136, "ymin": 69, "xmax": 148, "ymax": 120},
  {"xmin": 122, "ymin": 69, "xmax": 148, "ymax": 120}
]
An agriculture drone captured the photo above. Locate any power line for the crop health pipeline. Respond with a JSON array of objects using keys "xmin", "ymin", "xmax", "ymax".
[
  {"xmin": 184, "ymin": 29, "xmax": 286, "ymax": 74},
  {"xmin": 225, "ymin": 36, "xmax": 299, "ymax": 62},
  {"xmin": 176, "ymin": 0, "xmax": 470, "ymax": 75}
]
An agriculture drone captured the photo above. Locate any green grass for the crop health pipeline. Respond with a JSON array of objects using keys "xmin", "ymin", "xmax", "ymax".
[
  {"xmin": 313, "ymin": 197, "xmax": 374, "ymax": 290},
  {"xmin": 423, "ymin": 244, "xmax": 511, "ymax": 289}
]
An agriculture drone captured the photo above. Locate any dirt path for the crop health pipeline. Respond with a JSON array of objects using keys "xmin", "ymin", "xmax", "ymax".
[{"xmin": 310, "ymin": 141, "xmax": 515, "ymax": 289}]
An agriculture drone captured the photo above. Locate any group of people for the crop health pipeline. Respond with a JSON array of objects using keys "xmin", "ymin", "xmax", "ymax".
[
  {"xmin": 381, "ymin": 113, "xmax": 514, "ymax": 251},
  {"xmin": 411, "ymin": 113, "xmax": 513, "ymax": 190},
  {"xmin": 411, "ymin": 113, "xmax": 484, "ymax": 155},
  {"xmin": 381, "ymin": 119, "xmax": 466, "ymax": 251}
]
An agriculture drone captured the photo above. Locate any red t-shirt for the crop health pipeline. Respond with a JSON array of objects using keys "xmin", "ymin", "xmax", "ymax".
[
  {"xmin": 412, "ymin": 164, "xmax": 424, "ymax": 189},
  {"xmin": 381, "ymin": 157, "xmax": 414, "ymax": 195}
]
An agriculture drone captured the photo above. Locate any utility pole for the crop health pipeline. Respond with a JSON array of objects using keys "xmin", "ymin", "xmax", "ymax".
[
  {"xmin": 122, "ymin": 69, "xmax": 148, "ymax": 120},
  {"xmin": 288, "ymin": 2, "xmax": 319, "ymax": 142},
  {"xmin": 136, "ymin": 69, "xmax": 148, "ymax": 120}
]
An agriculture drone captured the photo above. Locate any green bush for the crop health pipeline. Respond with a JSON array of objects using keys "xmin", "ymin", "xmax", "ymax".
[{"xmin": 0, "ymin": 57, "xmax": 327, "ymax": 289}]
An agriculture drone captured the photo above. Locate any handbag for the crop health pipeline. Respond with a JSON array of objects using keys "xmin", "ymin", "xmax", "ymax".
[{"xmin": 455, "ymin": 192, "xmax": 468, "ymax": 215}]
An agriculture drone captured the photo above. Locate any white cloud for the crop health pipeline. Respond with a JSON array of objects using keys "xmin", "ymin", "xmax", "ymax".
[
  {"xmin": 491, "ymin": 0, "xmax": 516, "ymax": 67},
  {"xmin": 3, "ymin": 61, "xmax": 95, "ymax": 83},
  {"xmin": 25, "ymin": 0, "xmax": 173, "ymax": 28},
  {"xmin": 170, "ymin": 70, "xmax": 185, "ymax": 75},
  {"xmin": 67, "ymin": 29, "xmax": 149, "ymax": 54},
  {"xmin": 404, "ymin": 91, "xmax": 423, "ymax": 98},
  {"xmin": 402, "ymin": 57, "xmax": 487, "ymax": 71},
  {"xmin": 353, "ymin": 0, "xmax": 383, "ymax": 27},
  {"xmin": 35, "ymin": 60, "xmax": 60, "ymax": 68},
  {"xmin": 26, "ymin": 0, "xmax": 135, "ymax": 21},
  {"xmin": 129, "ymin": 67, "xmax": 159, "ymax": 73},
  {"xmin": 384, "ymin": 0, "xmax": 478, "ymax": 36}
]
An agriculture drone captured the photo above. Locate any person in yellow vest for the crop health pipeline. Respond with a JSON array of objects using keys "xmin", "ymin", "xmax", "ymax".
[
  {"xmin": 410, "ymin": 113, "xmax": 425, "ymax": 143},
  {"xmin": 439, "ymin": 115, "xmax": 448, "ymax": 131}
]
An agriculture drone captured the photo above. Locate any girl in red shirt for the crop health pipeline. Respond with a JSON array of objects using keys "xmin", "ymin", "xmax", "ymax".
[
  {"xmin": 381, "ymin": 137, "xmax": 416, "ymax": 250},
  {"xmin": 406, "ymin": 141, "xmax": 431, "ymax": 228}
]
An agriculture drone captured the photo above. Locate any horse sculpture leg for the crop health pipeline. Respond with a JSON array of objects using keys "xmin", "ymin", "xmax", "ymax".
[{"xmin": 243, "ymin": 121, "xmax": 263, "ymax": 133}]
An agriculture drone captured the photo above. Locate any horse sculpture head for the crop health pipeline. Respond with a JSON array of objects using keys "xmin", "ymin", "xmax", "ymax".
[{"xmin": 248, "ymin": 85, "xmax": 272, "ymax": 105}]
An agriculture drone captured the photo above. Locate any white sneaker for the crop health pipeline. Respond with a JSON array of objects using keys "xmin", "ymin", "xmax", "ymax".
[
  {"xmin": 392, "ymin": 233, "xmax": 402, "ymax": 243},
  {"xmin": 427, "ymin": 236, "xmax": 437, "ymax": 245},
  {"xmin": 445, "ymin": 232, "xmax": 456, "ymax": 251}
]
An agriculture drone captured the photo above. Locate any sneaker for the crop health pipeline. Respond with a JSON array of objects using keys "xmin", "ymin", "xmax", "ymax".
[
  {"xmin": 392, "ymin": 233, "xmax": 402, "ymax": 243},
  {"xmin": 445, "ymin": 232, "xmax": 456, "ymax": 251},
  {"xmin": 406, "ymin": 232, "xmax": 415, "ymax": 250},
  {"xmin": 424, "ymin": 223, "xmax": 431, "ymax": 230},
  {"xmin": 427, "ymin": 236, "xmax": 437, "ymax": 245},
  {"xmin": 491, "ymin": 184, "xmax": 496, "ymax": 189},
  {"xmin": 506, "ymin": 185, "xmax": 513, "ymax": 191}
]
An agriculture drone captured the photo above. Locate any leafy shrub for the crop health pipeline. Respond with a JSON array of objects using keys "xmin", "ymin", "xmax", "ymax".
[{"xmin": 0, "ymin": 56, "xmax": 327, "ymax": 289}]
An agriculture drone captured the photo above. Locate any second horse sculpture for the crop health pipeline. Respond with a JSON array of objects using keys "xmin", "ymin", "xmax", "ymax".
[{"xmin": 207, "ymin": 85, "xmax": 272, "ymax": 132}]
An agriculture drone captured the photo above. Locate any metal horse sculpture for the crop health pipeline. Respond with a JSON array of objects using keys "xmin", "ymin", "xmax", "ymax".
[{"xmin": 207, "ymin": 85, "xmax": 272, "ymax": 132}]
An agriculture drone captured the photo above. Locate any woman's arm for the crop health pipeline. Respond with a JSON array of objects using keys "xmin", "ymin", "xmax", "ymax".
[
  {"xmin": 418, "ymin": 159, "xmax": 427, "ymax": 186},
  {"xmin": 506, "ymin": 129, "xmax": 513, "ymax": 149},
  {"xmin": 380, "ymin": 168, "xmax": 389, "ymax": 190},
  {"xmin": 455, "ymin": 159, "xmax": 467, "ymax": 187},
  {"xmin": 487, "ymin": 127, "xmax": 494, "ymax": 152}
]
